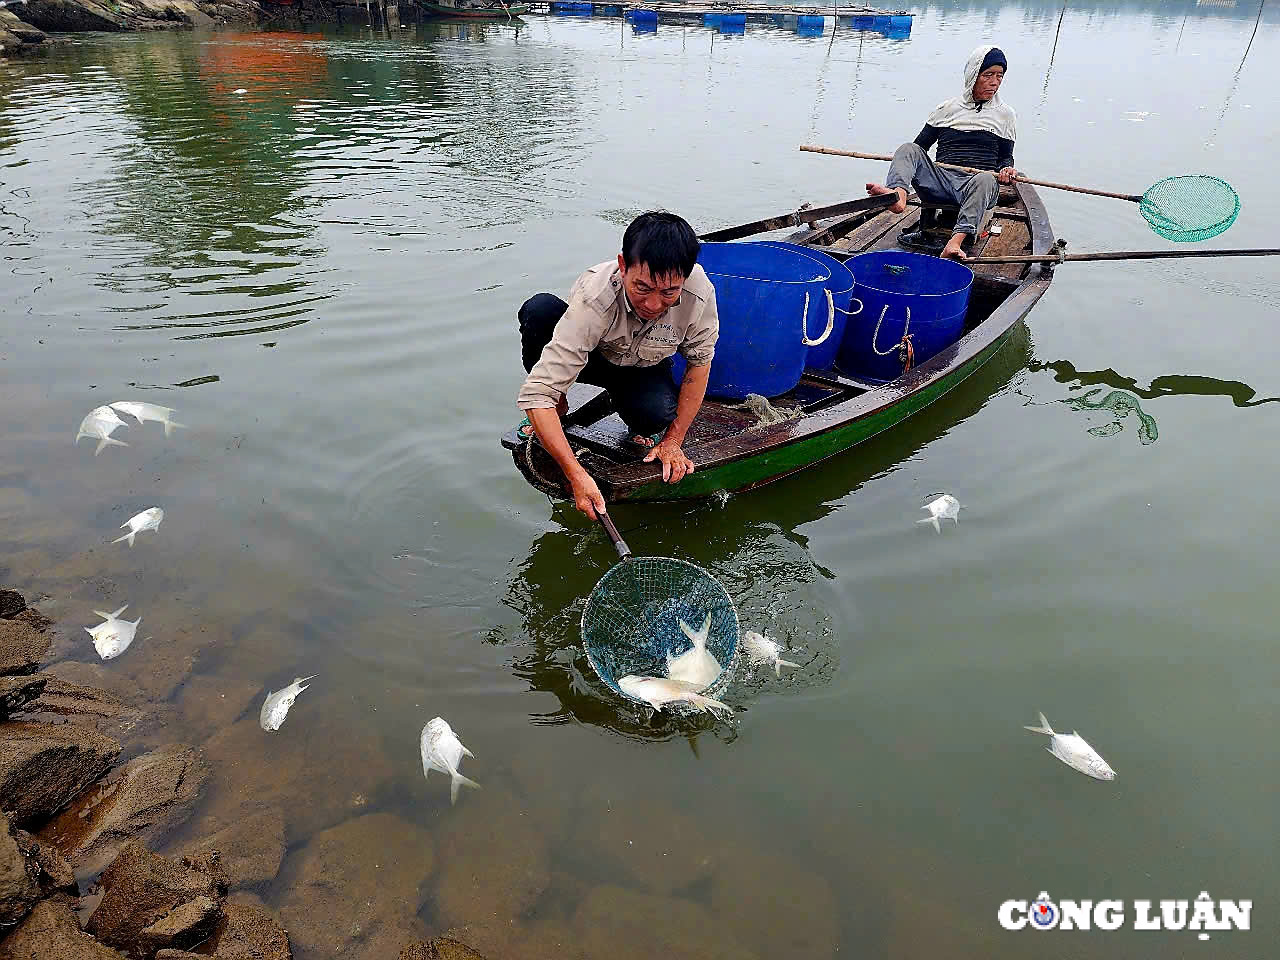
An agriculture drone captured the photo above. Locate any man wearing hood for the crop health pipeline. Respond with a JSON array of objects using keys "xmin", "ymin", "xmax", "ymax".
[{"xmin": 866, "ymin": 45, "xmax": 1017, "ymax": 260}]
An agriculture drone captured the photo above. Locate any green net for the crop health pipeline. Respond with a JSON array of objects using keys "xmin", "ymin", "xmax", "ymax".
[{"xmin": 1139, "ymin": 175, "xmax": 1240, "ymax": 242}]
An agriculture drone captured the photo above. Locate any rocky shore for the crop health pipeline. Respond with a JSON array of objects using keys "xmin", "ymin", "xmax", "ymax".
[
  {"xmin": 0, "ymin": 588, "xmax": 491, "ymax": 960},
  {"xmin": 1, "ymin": 0, "xmax": 266, "ymax": 57}
]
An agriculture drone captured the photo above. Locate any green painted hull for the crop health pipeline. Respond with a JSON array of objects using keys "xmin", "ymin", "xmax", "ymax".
[
  {"xmin": 616, "ymin": 329, "xmax": 1015, "ymax": 502},
  {"xmin": 419, "ymin": 1, "xmax": 528, "ymax": 15}
]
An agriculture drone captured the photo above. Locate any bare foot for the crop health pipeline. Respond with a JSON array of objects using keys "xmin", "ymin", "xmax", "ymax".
[
  {"xmin": 866, "ymin": 183, "xmax": 908, "ymax": 214},
  {"xmin": 940, "ymin": 233, "xmax": 969, "ymax": 261}
]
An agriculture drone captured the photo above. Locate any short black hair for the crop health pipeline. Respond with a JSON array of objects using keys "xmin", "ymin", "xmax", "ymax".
[{"xmin": 621, "ymin": 211, "xmax": 700, "ymax": 280}]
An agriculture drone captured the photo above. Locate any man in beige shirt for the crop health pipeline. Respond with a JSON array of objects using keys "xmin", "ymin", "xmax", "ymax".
[{"xmin": 517, "ymin": 212, "xmax": 719, "ymax": 519}]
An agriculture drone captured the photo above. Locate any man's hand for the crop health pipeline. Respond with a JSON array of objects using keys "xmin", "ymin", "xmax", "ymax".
[
  {"xmin": 997, "ymin": 166, "xmax": 1019, "ymax": 185},
  {"xmin": 569, "ymin": 471, "xmax": 607, "ymax": 519},
  {"xmin": 643, "ymin": 438, "xmax": 695, "ymax": 484}
]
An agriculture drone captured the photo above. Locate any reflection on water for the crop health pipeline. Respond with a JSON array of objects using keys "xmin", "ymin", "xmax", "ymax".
[{"xmin": 1031, "ymin": 357, "xmax": 1280, "ymax": 407}]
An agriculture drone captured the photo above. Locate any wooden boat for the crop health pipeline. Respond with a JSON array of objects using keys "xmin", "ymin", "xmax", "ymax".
[
  {"xmin": 419, "ymin": 0, "xmax": 529, "ymax": 16},
  {"xmin": 502, "ymin": 182, "xmax": 1054, "ymax": 503}
]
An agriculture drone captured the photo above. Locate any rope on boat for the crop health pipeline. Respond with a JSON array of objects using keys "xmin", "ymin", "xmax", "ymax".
[{"xmin": 870, "ymin": 303, "xmax": 915, "ymax": 374}]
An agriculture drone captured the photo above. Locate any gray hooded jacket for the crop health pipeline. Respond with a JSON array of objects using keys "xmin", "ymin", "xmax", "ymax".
[{"xmin": 913, "ymin": 44, "xmax": 1017, "ymax": 172}]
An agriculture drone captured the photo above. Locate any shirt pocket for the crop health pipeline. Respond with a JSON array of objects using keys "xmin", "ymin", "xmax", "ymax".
[{"xmin": 635, "ymin": 340, "xmax": 675, "ymax": 365}]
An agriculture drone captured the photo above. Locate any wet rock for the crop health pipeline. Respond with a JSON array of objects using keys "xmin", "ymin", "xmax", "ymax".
[
  {"xmin": 39, "ymin": 744, "xmax": 209, "ymax": 877},
  {"xmin": 0, "ymin": 676, "xmax": 46, "ymax": 719},
  {"xmin": 18, "ymin": 0, "xmax": 125, "ymax": 31},
  {"xmin": 154, "ymin": 951, "xmax": 204, "ymax": 960},
  {"xmin": 0, "ymin": 721, "xmax": 121, "ymax": 827},
  {"xmin": 574, "ymin": 784, "xmax": 720, "ymax": 895},
  {"xmin": 176, "ymin": 810, "xmax": 285, "ymax": 891},
  {"xmin": 15, "ymin": 673, "xmax": 144, "ymax": 736},
  {"xmin": 439, "ymin": 921, "xmax": 579, "ymax": 960},
  {"xmin": 12, "ymin": 829, "xmax": 78, "ymax": 899},
  {"xmin": 175, "ymin": 673, "xmax": 263, "ymax": 734},
  {"xmin": 137, "ymin": 895, "xmax": 222, "ymax": 957},
  {"xmin": 708, "ymin": 850, "xmax": 839, "ymax": 957},
  {"xmin": 0, "ymin": 620, "xmax": 50, "ymax": 676},
  {"xmin": 276, "ymin": 812, "xmax": 432, "ymax": 959},
  {"xmin": 85, "ymin": 842, "xmax": 226, "ymax": 957},
  {"xmin": 0, "ymin": 589, "xmax": 25, "ymax": 620},
  {"xmin": 204, "ymin": 903, "xmax": 292, "ymax": 960},
  {"xmin": 0, "ymin": 813, "xmax": 39, "ymax": 931},
  {"xmin": 574, "ymin": 885, "xmax": 760, "ymax": 960},
  {"xmin": 400, "ymin": 937, "xmax": 488, "ymax": 960},
  {"xmin": 199, "ymin": 707, "xmax": 397, "ymax": 845},
  {"xmin": 0, "ymin": 897, "xmax": 130, "ymax": 960},
  {"xmin": 429, "ymin": 787, "xmax": 550, "ymax": 931}
]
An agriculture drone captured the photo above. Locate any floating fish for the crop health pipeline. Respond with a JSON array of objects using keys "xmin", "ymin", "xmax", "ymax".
[
  {"xmin": 918, "ymin": 494, "xmax": 962, "ymax": 533},
  {"xmin": 75, "ymin": 406, "xmax": 128, "ymax": 455},
  {"xmin": 741, "ymin": 631, "xmax": 800, "ymax": 678},
  {"xmin": 85, "ymin": 605, "xmax": 140, "ymax": 660},
  {"xmin": 665, "ymin": 611, "xmax": 722, "ymax": 690},
  {"xmin": 1023, "ymin": 712, "xmax": 1116, "ymax": 781},
  {"xmin": 232, "ymin": 88, "xmax": 247, "ymax": 95},
  {"xmin": 618, "ymin": 674, "xmax": 733, "ymax": 718},
  {"xmin": 113, "ymin": 507, "xmax": 164, "ymax": 547},
  {"xmin": 259, "ymin": 675, "xmax": 316, "ymax": 732},
  {"xmin": 109, "ymin": 401, "xmax": 186, "ymax": 438},
  {"xmin": 420, "ymin": 717, "xmax": 480, "ymax": 805}
]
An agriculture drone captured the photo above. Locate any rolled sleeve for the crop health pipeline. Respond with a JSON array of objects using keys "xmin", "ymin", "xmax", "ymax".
[
  {"xmin": 678, "ymin": 291, "xmax": 719, "ymax": 366},
  {"xmin": 516, "ymin": 294, "xmax": 600, "ymax": 410}
]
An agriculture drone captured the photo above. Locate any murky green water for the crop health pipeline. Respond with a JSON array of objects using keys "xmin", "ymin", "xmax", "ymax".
[{"xmin": 2, "ymin": 2, "xmax": 1278, "ymax": 956}]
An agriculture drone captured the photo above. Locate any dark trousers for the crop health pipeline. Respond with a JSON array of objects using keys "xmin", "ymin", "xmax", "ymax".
[{"xmin": 519, "ymin": 293, "xmax": 678, "ymax": 437}]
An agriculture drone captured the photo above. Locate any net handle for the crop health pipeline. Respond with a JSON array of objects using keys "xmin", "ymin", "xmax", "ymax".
[
  {"xmin": 798, "ymin": 145, "xmax": 1144, "ymax": 202},
  {"xmin": 597, "ymin": 513, "xmax": 632, "ymax": 561}
]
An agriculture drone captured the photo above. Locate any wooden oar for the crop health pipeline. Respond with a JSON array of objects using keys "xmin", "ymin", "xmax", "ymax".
[
  {"xmin": 799, "ymin": 144, "xmax": 1142, "ymax": 201},
  {"xmin": 967, "ymin": 247, "xmax": 1280, "ymax": 265},
  {"xmin": 700, "ymin": 194, "xmax": 895, "ymax": 242}
]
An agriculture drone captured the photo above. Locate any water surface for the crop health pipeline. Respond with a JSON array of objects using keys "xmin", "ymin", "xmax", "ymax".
[{"xmin": 2, "ymin": 2, "xmax": 1278, "ymax": 955}]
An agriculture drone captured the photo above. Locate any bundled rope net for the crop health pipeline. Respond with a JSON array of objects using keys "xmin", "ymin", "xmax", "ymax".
[
  {"xmin": 582, "ymin": 556, "xmax": 739, "ymax": 702},
  {"xmin": 1139, "ymin": 176, "xmax": 1240, "ymax": 242}
]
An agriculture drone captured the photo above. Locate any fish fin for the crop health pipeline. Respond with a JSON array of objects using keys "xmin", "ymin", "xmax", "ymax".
[
  {"xmin": 776, "ymin": 657, "xmax": 800, "ymax": 677},
  {"xmin": 1024, "ymin": 712, "xmax": 1054, "ymax": 736},
  {"xmin": 293, "ymin": 675, "xmax": 318, "ymax": 685},
  {"xmin": 690, "ymin": 693, "xmax": 733, "ymax": 718},
  {"xmin": 84, "ymin": 626, "xmax": 95, "ymax": 636},
  {"xmin": 461, "ymin": 745, "xmax": 475, "ymax": 759},
  {"xmin": 698, "ymin": 611, "xmax": 711, "ymax": 647},
  {"xmin": 94, "ymin": 437, "xmax": 128, "ymax": 456},
  {"xmin": 113, "ymin": 532, "xmax": 136, "ymax": 547},
  {"xmin": 163, "ymin": 420, "xmax": 187, "ymax": 437},
  {"xmin": 450, "ymin": 771, "xmax": 480, "ymax": 805}
]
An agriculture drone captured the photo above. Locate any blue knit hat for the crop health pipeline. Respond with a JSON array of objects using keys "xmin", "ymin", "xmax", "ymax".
[{"xmin": 981, "ymin": 47, "xmax": 1008, "ymax": 73}]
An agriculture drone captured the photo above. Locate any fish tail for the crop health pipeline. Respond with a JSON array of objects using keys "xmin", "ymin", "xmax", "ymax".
[
  {"xmin": 1023, "ymin": 711, "xmax": 1055, "ymax": 736},
  {"xmin": 163, "ymin": 420, "xmax": 187, "ymax": 437},
  {"xmin": 698, "ymin": 611, "xmax": 711, "ymax": 649},
  {"xmin": 113, "ymin": 532, "xmax": 136, "ymax": 547},
  {"xmin": 775, "ymin": 657, "xmax": 800, "ymax": 677},
  {"xmin": 93, "ymin": 605, "xmax": 128, "ymax": 620},
  {"xmin": 916, "ymin": 516, "xmax": 942, "ymax": 533},
  {"xmin": 461, "ymin": 745, "xmax": 475, "ymax": 759},
  {"xmin": 449, "ymin": 771, "xmax": 481, "ymax": 805},
  {"xmin": 690, "ymin": 692, "xmax": 733, "ymax": 718},
  {"xmin": 94, "ymin": 437, "xmax": 128, "ymax": 456},
  {"xmin": 678, "ymin": 618, "xmax": 697, "ymax": 643}
]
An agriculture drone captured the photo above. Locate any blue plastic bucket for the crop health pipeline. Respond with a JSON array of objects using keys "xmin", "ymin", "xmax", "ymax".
[
  {"xmin": 835, "ymin": 251, "xmax": 973, "ymax": 384},
  {"xmin": 754, "ymin": 242, "xmax": 853, "ymax": 374},
  {"xmin": 796, "ymin": 14, "xmax": 824, "ymax": 34},
  {"xmin": 673, "ymin": 242, "xmax": 835, "ymax": 400},
  {"xmin": 851, "ymin": 14, "xmax": 873, "ymax": 28},
  {"xmin": 551, "ymin": 0, "xmax": 593, "ymax": 11},
  {"xmin": 626, "ymin": 7, "xmax": 656, "ymax": 21}
]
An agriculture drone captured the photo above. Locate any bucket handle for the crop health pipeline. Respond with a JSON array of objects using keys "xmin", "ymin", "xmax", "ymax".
[
  {"xmin": 801, "ymin": 289, "xmax": 836, "ymax": 347},
  {"xmin": 870, "ymin": 304, "xmax": 911, "ymax": 356}
]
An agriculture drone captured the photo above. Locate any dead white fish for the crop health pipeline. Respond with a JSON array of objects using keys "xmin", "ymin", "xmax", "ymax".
[
  {"xmin": 618, "ymin": 674, "xmax": 733, "ymax": 719},
  {"xmin": 741, "ymin": 631, "xmax": 800, "ymax": 678},
  {"xmin": 918, "ymin": 494, "xmax": 962, "ymax": 533},
  {"xmin": 85, "ymin": 605, "xmax": 140, "ymax": 660},
  {"xmin": 420, "ymin": 717, "xmax": 480, "ymax": 805},
  {"xmin": 113, "ymin": 507, "xmax": 164, "ymax": 547},
  {"xmin": 75, "ymin": 406, "xmax": 129, "ymax": 455},
  {"xmin": 1024, "ymin": 712, "xmax": 1117, "ymax": 781},
  {"xmin": 259, "ymin": 675, "xmax": 316, "ymax": 732},
  {"xmin": 109, "ymin": 401, "xmax": 186, "ymax": 438},
  {"xmin": 665, "ymin": 611, "xmax": 722, "ymax": 689}
]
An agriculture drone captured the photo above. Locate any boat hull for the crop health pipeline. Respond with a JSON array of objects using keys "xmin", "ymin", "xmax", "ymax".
[{"xmin": 420, "ymin": 2, "xmax": 527, "ymax": 15}]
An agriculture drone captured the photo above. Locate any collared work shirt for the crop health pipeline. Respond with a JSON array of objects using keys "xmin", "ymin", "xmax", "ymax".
[{"xmin": 517, "ymin": 261, "xmax": 719, "ymax": 411}]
